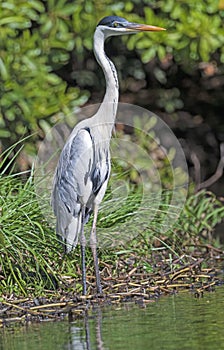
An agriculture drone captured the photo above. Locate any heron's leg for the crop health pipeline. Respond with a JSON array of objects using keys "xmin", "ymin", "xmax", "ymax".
[
  {"xmin": 90, "ymin": 204, "xmax": 102, "ymax": 294},
  {"xmin": 80, "ymin": 205, "xmax": 87, "ymax": 295}
]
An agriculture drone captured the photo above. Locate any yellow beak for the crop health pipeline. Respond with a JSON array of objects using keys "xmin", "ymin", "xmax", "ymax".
[{"xmin": 126, "ymin": 23, "xmax": 166, "ymax": 32}]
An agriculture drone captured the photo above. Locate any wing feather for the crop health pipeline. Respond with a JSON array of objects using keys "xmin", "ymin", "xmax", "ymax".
[
  {"xmin": 52, "ymin": 126, "xmax": 111, "ymax": 252},
  {"xmin": 51, "ymin": 128, "xmax": 93, "ymax": 251}
]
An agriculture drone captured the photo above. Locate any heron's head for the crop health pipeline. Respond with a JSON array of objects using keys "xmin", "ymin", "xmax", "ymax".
[{"xmin": 97, "ymin": 15, "xmax": 165, "ymax": 38}]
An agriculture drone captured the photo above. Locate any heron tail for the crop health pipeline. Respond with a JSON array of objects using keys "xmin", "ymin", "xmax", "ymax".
[
  {"xmin": 56, "ymin": 213, "xmax": 82, "ymax": 254},
  {"xmin": 64, "ymin": 208, "xmax": 92, "ymax": 252},
  {"xmin": 66, "ymin": 215, "xmax": 82, "ymax": 253}
]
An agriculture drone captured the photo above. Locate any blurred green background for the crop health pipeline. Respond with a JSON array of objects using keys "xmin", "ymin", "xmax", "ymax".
[{"xmin": 0, "ymin": 0, "xmax": 224, "ymax": 190}]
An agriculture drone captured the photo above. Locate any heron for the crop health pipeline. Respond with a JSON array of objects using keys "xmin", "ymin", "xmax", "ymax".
[{"xmin": 51, "ymin": 15, "xmax": 165, "ymax": 295}]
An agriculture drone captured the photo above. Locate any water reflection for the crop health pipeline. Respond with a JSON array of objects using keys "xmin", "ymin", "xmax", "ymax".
[
  {"xmin": 66, "ymin": 309, "xmax": 104, "ymax": 350},
  {"xmin": 1, "ymin": 286, "xmax": 224, "ymax": 350}
]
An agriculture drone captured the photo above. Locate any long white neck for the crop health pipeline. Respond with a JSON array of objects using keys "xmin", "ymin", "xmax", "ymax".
[{"xmin": 93, "ymin": 28, "xmax": 119, "ymax": 132}]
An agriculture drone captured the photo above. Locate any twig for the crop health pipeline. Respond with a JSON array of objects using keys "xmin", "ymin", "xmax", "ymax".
[{"xmin": 196, "ymin": 143, "xmax": 224, "ymax": 191}]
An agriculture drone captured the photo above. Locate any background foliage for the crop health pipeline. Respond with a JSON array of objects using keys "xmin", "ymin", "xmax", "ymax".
[{"xmin": 1, "ymin": 0, "xmax": 224, "ymax": 173}]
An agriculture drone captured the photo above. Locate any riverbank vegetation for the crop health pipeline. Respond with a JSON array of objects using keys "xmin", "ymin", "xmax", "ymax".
[
  {"xmin": 0, "ymin": 145, "xmax": 223, "ymax": 297},
  {"xmin": 0, "ymin": 0, "xmax": 224, "ymax": 311},
  {"xmin": 0, "ymin": 159, "xmax": 224, "ymax": 324}
]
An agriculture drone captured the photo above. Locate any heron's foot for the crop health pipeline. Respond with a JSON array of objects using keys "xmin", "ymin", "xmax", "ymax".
[{"xmin": 95, "ymin": 293, "xmax": 104, "ymax": 301}]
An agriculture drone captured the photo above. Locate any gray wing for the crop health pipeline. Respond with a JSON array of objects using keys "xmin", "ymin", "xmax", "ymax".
[{"xmin": 51, "ymin": 128, "xmax": 94, "ymax": 252}]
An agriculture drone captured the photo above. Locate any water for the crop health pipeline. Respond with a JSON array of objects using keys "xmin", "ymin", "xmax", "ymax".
[{"xmin": 1, "ymin": 286, "xmax": 224, "ymax": 350}]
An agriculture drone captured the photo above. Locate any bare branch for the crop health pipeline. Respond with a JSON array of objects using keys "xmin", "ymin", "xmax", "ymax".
[{"xmin": 196, "ymin": 143, "xmax": 224, "ymax": 191}]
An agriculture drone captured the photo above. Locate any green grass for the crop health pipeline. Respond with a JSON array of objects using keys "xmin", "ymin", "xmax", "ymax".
[
  {"xmin": 0, "ymin": 143, "xmax": 224, "ymax": 296},
  {"xmin": 0, "ymin": 174, "xmax": 59, "ymax": 294},
  {"xmin": 1, "ymin": 172, "xmax": 223, "ymax": 296}
]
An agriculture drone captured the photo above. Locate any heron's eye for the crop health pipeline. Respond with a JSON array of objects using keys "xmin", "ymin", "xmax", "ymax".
[{"xmin": 113, "ymin": 21, "xmax": 119, "ymax": 28}]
